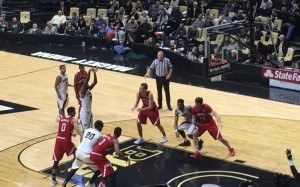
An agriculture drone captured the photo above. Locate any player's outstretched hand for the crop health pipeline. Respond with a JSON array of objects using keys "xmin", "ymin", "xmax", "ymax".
[{"xmin": 286, "ymin": 149, "xmax": 293, "ymax": 160}]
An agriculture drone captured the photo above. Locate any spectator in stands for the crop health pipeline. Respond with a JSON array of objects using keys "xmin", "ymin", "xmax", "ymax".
[
  {"xmin": 254, "ymin": 26, "xmax": 263, "ymax": 41},
  {"xmin": 43, "ymin": 21, "xmax": 57, "ymax": 34},
  {"xmin": 188, "ymin": 46, "xmax": 198, "ymax": 61},
  {"xmin": 9, "ymin": 17, "xmax": 23, "ymax": 33},
  {"xmin": 113, "ymin": 26, "xmax": 125, "ymax": 45},
  {"xmin": 170, "ymin": 5, "xmax": 183, "ymax": 30},
  {"xmin": 135, "ymin": 1, "xmax": 143, "ymax": 12},
  {"xmin": 222, "ymin": 0, "xmax": 235, "ymax": 14},
  {"xmin": 187, "ymin": 24, "xmax": 199, "ymax": 47},
  {"xmin": 169, "ymin": 22, "xmax": 186, "ymax": 40},
  {"xmin": 274, "ymin": 34, "xmax": 290, "ymax": 64},
  {"xmin": 283, "ymin": 8, "xmax": 297, "ymax": 40},
  {"xmin": 155, "ymin": 9, "xmax": 169, "ymax": 31},
  {"xmin": 112, "ymin": 16, "xmax": 125, "ymax": 30},
  {"xmin": 163, "ymin": 2, "xmax": 172, "ymax": 15},
  {"xmin": 218, "ymin": 35, "xmax": 231, "ymax": 54},
  {"xmin": 98, "ymin": 23, "xmax": 111, "ymax": 39},
  {"xmin": 193, "ymin": 14, "xmax": 204, "ymax": 28},
  {"xmin": 51, "ymin": 10, "xmax": 66, "ymax": 32},
  {"xmin": 170, "ymin": 0, "xmax": 179, "ymax": 8},
  {"xmin": 269, "ymin": 8, "xmax": 278, "ymax": 22},
  {"xmin": 203, "ymin": 17, "xmax": 214, "ymax": 28},
  {"xmin": 69, "ymin": 12, "xmax": 78, "ymax": 30},
  {"xmin": 123, "ymin": 29, "xmax": 135, "ymax": 47},
  {"xmin": 227, "ymin": 49, "xmax": 238, "ymax": 63},
  {"xmin": 125, "ymin": 17, "xmax": 139, "ymax": 33},
  {"xmin": 221, "ymin": 10, "xmax": 233, "ymax": 24},
  {"xmin": 28, "ymin": 23, "xmax": 42, "ymax": 34},
  {"xmin": 64, "ymin": 22, "xmax": 76, "ymax": 35},
  {"xmin": 118, "ymin": 7, "xmax": 126, "ymax": 18},
  {"xmin": 88, "ymin": 21, "xmax": 99, "ymax": 37},
  {"xmin": 176, "ymin": 38, "xmax": 188, "ymax": 54},
  {"xmin": 139, "ymin": 11, "xmax": 151, "ymax": 22},
  {"xmin": 77, "ymin": 15, "xmax": 86, "ymax": 35},
  {"xmin": 148, "ymin": 1, "xmax": 161, "ymax": 22},
  {"xmin": 0, "ymin": 16, "xmax": 9, "ymax": 32},
  {"xmin": 258, "ymin": 0, "xmax": 273, "ymax": 16},
  {"xmin": 124, "ymin": 0, "xmax": 134, "ymax": 15},
  {"xmin": 211, "ymin": 46, "xmax": 222, "ymax": 59},
  {"xmin": 95, "ymin": 15, "xmax": 107, "ymax": 29},
  {"xmin": 187, "ymin": 1, "xmax": 201, "ymax": 26},
  {"xmin": 146, "ymin": 37, "xmax": 156, "ymax": 46},
  {"xmin": 196, "ymin": 44, "xmax": 205, "ymax": 62},
  {"xmin": 108, "ymin": 0, "xmax": 119, "ymax": 17},
  {"xmin": 128, "ymin": 7, "xmax": 140, "ymax": 21},
  {"xmin": 135, "ymin": 18, "xmax": 152, "ymax": 43},
  {"xmin": 236, "ymin": 10, "xmax": 245, "ymax": 21}
]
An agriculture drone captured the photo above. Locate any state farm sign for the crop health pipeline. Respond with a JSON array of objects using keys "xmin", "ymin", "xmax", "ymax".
[{"xmin": 262, "ymin": 67, "xmax": 300, "ymax": 84}]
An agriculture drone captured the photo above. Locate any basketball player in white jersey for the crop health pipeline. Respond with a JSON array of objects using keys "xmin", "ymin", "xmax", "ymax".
[
  {"xmin": 79, "ymin": 67, "xmax": 98, "ymax": 132},
  {"xmin": 55, "ymin": 65, "xmax": 72, "ymax": 120},
  {"xmin": 174, "ymin": 98, "xmax": 201, "ymax": 147},
  {"xmin": 61, "ymin": 120, "xmax": 103, "ymax": 187}
]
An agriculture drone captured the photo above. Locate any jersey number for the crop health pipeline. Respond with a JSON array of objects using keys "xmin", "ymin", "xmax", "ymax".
[
  {"xmin": 85, "ymin": 132, "xmax": 95, "ymax": 140},
  {"xmin": 61, "ymin": 123, "xmax": 66, "ymax": 132}
]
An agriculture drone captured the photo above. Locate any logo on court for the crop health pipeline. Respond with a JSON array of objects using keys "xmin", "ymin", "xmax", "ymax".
[{"xmin": 0, "ymin": 100, "xmax": 37, "ymax": 115}]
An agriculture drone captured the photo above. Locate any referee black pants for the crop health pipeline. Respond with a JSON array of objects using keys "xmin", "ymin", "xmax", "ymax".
[{"xmin": 156, "ymin": 76, "xmax": 171, "ymax": 108}]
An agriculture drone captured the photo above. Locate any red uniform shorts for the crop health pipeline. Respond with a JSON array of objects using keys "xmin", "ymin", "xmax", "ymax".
[
  {"xmin": 197, "ymin": 120, "xmax": 222, "ymax": 140},
  {"xmin": 90, "ymin": 153, "xmax": 115, "ymax": 177},
  {"xmin": 138, "ymin": 109, "xmax": 160, "ymax": 126},
  {"xmin": 52, "ymin": 138, "xmax": 76, "ymax": 161}
]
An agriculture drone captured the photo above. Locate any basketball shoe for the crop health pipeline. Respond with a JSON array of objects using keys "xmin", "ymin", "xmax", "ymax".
[
  {"xmin": 190, "ymin": 151, "xmax": 201, "ymax": 158},
  {"xmin": 134, "ymin": 137, "xmax": 144, "ymax": 144},
  {"xmin": 160, "ymin": 136, "xmax": 168, "ymax": 143},
  {"xmin": 50, "ymin": 179, "xmax": 57, "ymax": 187},
  {"xmin": 229, "ymin": 148, "xmax": 235, "ymax": 156}
]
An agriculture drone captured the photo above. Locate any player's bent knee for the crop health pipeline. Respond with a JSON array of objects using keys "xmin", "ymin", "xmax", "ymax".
[{"xmin": 187, "ymin": 134, "xmax": 193, "ymax": 139}]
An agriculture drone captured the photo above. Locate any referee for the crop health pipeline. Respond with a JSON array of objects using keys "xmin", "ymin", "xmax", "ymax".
[{"xmin": 145, "ymin": 51, "xmax": 173, "ymax": 111}]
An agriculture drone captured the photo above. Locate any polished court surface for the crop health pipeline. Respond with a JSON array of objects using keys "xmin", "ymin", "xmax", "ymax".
[{"xmin": 0, "ymin": 43, "xmax": 300, "ymax": 187}]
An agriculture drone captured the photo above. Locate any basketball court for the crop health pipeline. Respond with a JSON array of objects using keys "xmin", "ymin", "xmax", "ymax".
[{"xmin": 0, "ymin": 48, "xmax": 300, "ymax": 187}]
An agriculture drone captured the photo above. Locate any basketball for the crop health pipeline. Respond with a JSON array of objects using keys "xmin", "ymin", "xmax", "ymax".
[{"xmin": 106, "ymin": 30, "xmax": 115, "ymax": 41}]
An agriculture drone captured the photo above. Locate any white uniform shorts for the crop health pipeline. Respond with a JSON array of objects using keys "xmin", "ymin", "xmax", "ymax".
[
  {"xmin": 79, "ymin": 111, "xmax": 93, "ymax": 132},
  {"xmin": 72, "ymin": 149, "xmax": 98, "ymax": 171},
  {"xmin": 57, "ymin": 93, "xmax": 68, "ymax": 110},
  {"xmin": 178, "ymin": 121, "xmax": 195, "ymax": 135}
]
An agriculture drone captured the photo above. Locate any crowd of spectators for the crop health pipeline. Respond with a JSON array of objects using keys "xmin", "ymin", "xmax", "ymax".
[{"xmin": 0, "ymin": 0, "xmax": 300, "ymax": 68}]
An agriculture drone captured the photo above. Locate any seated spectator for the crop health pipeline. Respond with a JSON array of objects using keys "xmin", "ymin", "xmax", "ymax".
[
  {"xmin": 170, "ymin": 5, "xmax": 183, "ymax": 30},
  {"xmin": 236, "ymin": 10, "xmax": 245, "ymax": 21},
  {"xmin": 135, "ymin": 18, "xmax": 152, "ymax": 43},
  {"xmin": 188, "ymin": 46, "xmax": 198, "ymax": 61},
  {"xmin": 113, "ymin": 26, "xmax": 125, "ymax": 45},
  {"xmin": 163, "ymin": 2, "xmax": 172, "ymax": 15},
  {"xmin": 193, "ymin": 14, "xmax": 204, "ymax": 28},
  {"xmin": 203, "ymin": 17, "xmax": 214, "ymax": 28},
  {"xmin": 64, "ymin": 22, "xmax": 76, "ymax": 35},
  {"xmin": 169, "ymin": 22, "xmax": 186, "ymax": 40},
  {"xmin": 146, "ymin": 37, "xmax": 156, "ymax": 46},
  {"xmin": 43, "ymin": 21, "xmax": 57, "ymax": 34},
  {"xmin": 112, "ymin": 16, "xmax": 125, "ymax": 30},
  {"xmin": 98, "ymin": 23, "xmax": 111, "ymax": 39},
  {"xmin": 118, "ymin": 7, "xmax": 126, "ymax": 18},
  {"xmin": 227, "ymin": 49, "xmax": 238, "ymax": 63},
  {"xmin": 125, "ymin": 17, "xmax": 139, "ymax": 33},
  {"xmin": 95, "ymin": 15, "xmax": 107, "ymax": 29},
  {"xmin": 69, "ymin": 12, "xmax": 78, "ymax": 29},
  {"xmin": 88, "ymin": 21, "xmax": 99, "ymax": 37},
  {"xmin": 51, "ymin": 10, "xmax": 66, "ymax": 31},
  {"xmin": 221, "ymin": 10, "xmax": 232, "ymax": 24},
  {"xmin": 196, "ymin": 44, "xmax": 205, "ymax": 62},
  {"xmin": 124, "ymin": 0, "xmax": 133, "ymax": 15},
  {"xmin": 294, "ymin": 60, "xmax": 300, "ymax": 71},
  {"xmin": 187, "ymin": 1, "xmax": 201, "ymax": 26},
  {"xmin": 139, "ymin": 11, "xmax": 151, "ymax": 22},
  {"xmin": 9, "ymin": 17, "xmax": 24, "ymax": 33},
  {"xmin": 28, "ymin": 23, "xmax": 42, "ymax": 34},
  {"xmin": 155, "ymin": 9, "xmax": 169, "ymax": 31},
  {"xmin": 222, "ymin": 0, "xmax": 235, "ymax": 14},
  {"xmin": 135, "ymin": 1, "xmax": 143, "ymax": 12},
  {"xmin": 108, "ymin": 0, "xmax": 119, "ymax": 16},
  {"xmin": 114, "ymin": 29, "xmax": 135, "ymax": 54},
  {"xmin": 148, "ymin": 1, "xmax": 161, "ymax": 21},
  {"xmin": 128, "ymin": 7, "xmax": 140, "ymax": 21},
  {"xmin": 0, "ymin": 16, "xmax": 9, "ymax": 32},
  {"xmin": 187, "ymin": 24, "xmax": 199, "ymax": 47},
  {"xmin": 77, "ymin": 15, "xmax": 86, "ymax": 35},
  {"xmin": 211, "ymin": 46, "xmax": 222, "ymax": 59},
  {"xmin": 258, "ymin": 0, "xmax": 273, "ymax": 16}
]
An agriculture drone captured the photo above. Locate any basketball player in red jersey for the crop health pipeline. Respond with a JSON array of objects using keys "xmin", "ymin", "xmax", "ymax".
[
  {"xmin": 90, "ymin": 127, "xmax": 129, "ymax": 187},
  {"xmin": 191, "ymin": 97, "xmax": 235, "ymax": 158},
  {"xmin": 74, "ymin": 65, "xmax": 87, "ymax": 115},
  {"xmin": 51, "ymin": 107, "xmax": 83, "ymax": 187},
  {"xmin": 131, "ymin": 83, "xmax": 167, "ymax": 144}
]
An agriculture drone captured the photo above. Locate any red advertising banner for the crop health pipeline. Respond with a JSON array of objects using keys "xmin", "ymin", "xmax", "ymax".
[{"xmin": 262, "ymin": 67, "xmax": 300, "ymax": 84}]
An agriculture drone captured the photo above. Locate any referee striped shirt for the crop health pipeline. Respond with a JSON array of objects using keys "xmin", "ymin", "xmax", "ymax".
[{"xmin": 150, "ymin": 57, "xmax": 172, "ymax": 77}]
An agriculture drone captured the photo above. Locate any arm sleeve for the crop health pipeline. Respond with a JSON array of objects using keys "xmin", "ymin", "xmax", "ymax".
[{"xmin": 290, "ymin": 165, "xmax": 300, "ymax": 181}]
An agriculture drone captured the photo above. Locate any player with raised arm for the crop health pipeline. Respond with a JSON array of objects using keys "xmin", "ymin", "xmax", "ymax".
[{"xmin": 79, "ymin": 67, "xmax": 98, "ymax": 132}]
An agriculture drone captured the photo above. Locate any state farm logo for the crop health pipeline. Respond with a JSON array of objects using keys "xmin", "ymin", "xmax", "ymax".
[
  {"xmin": 264, "ymin": 69, "xmax": 274, "ymax": 78},
  {"xmin": 262, "ymin": 67, "xmax": 300, "ymax": 84}
]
